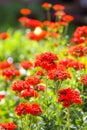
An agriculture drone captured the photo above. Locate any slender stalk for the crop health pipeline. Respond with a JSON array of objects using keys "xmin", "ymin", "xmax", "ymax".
[
  {"xmin": 67, "ymin": 108, "xmax": 70, "ymax": 130},
  {"xmin": 64, "ymin": 24, "xmax": 68, "ymax": 36},
  {"xmin": 47, "ymin": 10, "xmax": 51, "ymax": 21},
  {"xmin": 56, "ymin": 80, "xmax": 61, "ymax": 130}
]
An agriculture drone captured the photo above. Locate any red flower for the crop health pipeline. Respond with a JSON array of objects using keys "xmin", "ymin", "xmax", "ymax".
[
  {"xmin": 59, "ymin": 58, "xmax": 85, "ymax": 70},
  {"xmin": 20, "ymin": 8, "xmax": 31, "ymax": 15},
  {"xmin": 68, "ymin": 45, "xmax": 85, "ymax": 57},
  {"xmin": 26, "ymin": 76, "xmax": 41, "ymax": 86},
  {"xmin": 73, "ymin": 26, "xmax": 87, "ymax": 37},
  {"xmin": 24, "ymin": 18, "xmax": 43, "ymax": 28},
  {"xmin": 80, "ymin": 75, "xmax": 87, "ymax": 86},
  {"xmin": 62, "ymin": 15, "xmax": 74, "ymax": 22},
  {"xmin": 29, "ymin": 103, "xmax": 43, "ymax": 116},
  {"xmin": 0, "ymin": 122, "xmax": 17, "ymax": 130},
  {"xmin": 58, "ymin": 88, "xmax": 82, "ymax": 108},
  {"xmin": 18, "ymin": 16, "xmax": 29, "ymax": 23},
  {"xmin": 54, "ymin": 11, "xmax": 65, "ymax": 17},
  {"xmin": 70, "ymin": 37, "xmax": 85, "ymax": 45},
  {"xmin": 34, "ymin": 52, "xmax": 58, "ymax": 71},
  {"xmin": 53, "ymin": 4, "xmax": 65, "ymax": 11},
  {"xmin": 20, "ymin": 60, "xmax": 33, "ymax": 69},
  {"xmin": 2, "ymin": 68, "xmax": 20, "ymax": 80},
  {"xmin": 35, "ymin": 85, "xmax": 46, "ymax": 92},
  {"xmin": 48, "ymin": 67, "xmax": 71, "ymax": 80},
  {"xmin": 0, "ymin": 32, "xmax": 10, "ymax": 40},
  {"xmin": 15, "ymin": 103, "xmax": 30, "ymax": 116},
  {"xmin": 18, "ymin": 17, "xmax": 43, "ymax": 28},
  {"xmin": 15, "ymin": 103, "xmax": 42, "ymax": 116},
  {"xmin": 70, "ymin": 26, "xmax": 87, "ymax": 45},
  {"xmin": 0, "ymin": 60, "xmax": 13, "ymax": 69},
  {"xmin": 12, "ymin": 80, "xmax": 24, "ymax": 92},
  {"xmin": 42, "ymin": 2, "xmax": 52, "ymax": 9},
  {"xmin": 12, "ymin": 79, "xmax": 32, "ymax": 92},
  {"xmin": 0, "ymin": 94, "xmax": 6, "ymax": 100},
  {"xmin": 21, "ymin": 89, "xmax": 39, "ymax": 98}
]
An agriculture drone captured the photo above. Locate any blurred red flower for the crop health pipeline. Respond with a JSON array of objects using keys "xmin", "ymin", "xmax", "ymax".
[
  {"xmin": 20, "ymin": 60, "xmax": 33, "ymax": 69},
  {"xmin": 0, "ymin": 94, "xmax": 6, "ymax": 101},
  {"xmin": 62, "ymin": 15, "xmax": 74, "ymax": 22},
  {"xmin": 0, "ymin": 32, "xmax": 10, "ymax": 40},
  {"xmin": 2, "ymin": 68, "xmax": 20, "ymax": 80},
  {"xmin": 20, "ymin": 8, "xmax": 31, "ymax": 15},
  {"xmin": 42, "ymin": 2, "xmax": 52, "ymax": 9},
  {"xmin": 53, "ymin": 4, "xmax": 65, "ymax": 11},
  {"xmin": 0, "ymin": 122, "xmax": 17, "ymax": 130},
  {"xmin": 0, "ymin": 60, "xmax": 13, "ymax": 69}
]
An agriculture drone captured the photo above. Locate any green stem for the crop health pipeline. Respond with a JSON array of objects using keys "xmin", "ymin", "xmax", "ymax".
[
  {"xmin": 56, "ymin": 103, "xmax": 60, "ymax": 130},
  {"xmin": 47, "ymin": 10, "xmax": 51, "ymax": 21},
  {"xmin": 67, "ymin": 108, "xmax": 70, "ymax": 130},
  {"xmin": 64, "ymin": 25, "xmax": 68, "ymax": 36}
]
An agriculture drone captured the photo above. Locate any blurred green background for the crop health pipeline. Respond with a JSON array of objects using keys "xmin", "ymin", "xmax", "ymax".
[{"xmin": 0, "ymin": 0, "xmax": 44, "ymax": 32}]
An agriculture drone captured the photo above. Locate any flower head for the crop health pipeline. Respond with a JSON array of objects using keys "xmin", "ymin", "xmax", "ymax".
[
  {"xmin": 80, "ymin": 75, "xmax": 87, "ymax": 86},
  {"xmin": 0, "ymin": 122, "xmax": 17, "ymax": 130},
  {"xmin": 48, "ymin": 66, "xmax": 71, "ymax": 81},
  {"xmin": 53, "ymin": 4, "xmax": 65, "ymax": 11},
  {"xmin": 42, "ymin": 2, "xmax": 52, "ymax": 10},
  {"xmin": 0, "ymin": 32, "xmax": 10, "ymax": 40},
  {"xmin": 62, "ymin": 15, "xmax": 74, "ymax": 22},
  {"xmin": 20, "ymin": 60, "xmax": 33, "ymax": 69},
  {"xmin": 0, "ymin": 60, "xmax": 13, "ymax": 69},
  {"xmin": 29, "ymin": 103, "xmax": 43, "ymax": 116},
  {"xmin": 58, "ymin": 88, "xmax": 82, "ymax": 108},
  {"xmin": 0, "ymin": 94, "xmax": 6, "ymax": 101},
  {"xmin": 20, "ymin": 8, "xmax": 31, "ymax": 15},
  {"xmin": 34, "ymin": 52, "xmax": 58, "ymax": 71},
  {"xmin": 2, "ymin": 68, "xmax": 20, "ymax": 80}
]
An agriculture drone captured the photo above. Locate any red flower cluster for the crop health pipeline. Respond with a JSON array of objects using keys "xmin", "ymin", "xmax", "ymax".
[
  {"xmin": 0, "ymin": 94, "xmax": 6, "ymax": 100},
  {"xmin": 20, "ymin": 8, "xmax": 31, "ymax": 15},
  {"xmin": 59, "ymin": 58, "xmax": 85, "ymax": 70},
  {"xmin": 20, "ymin": 88, "xmax": 39, "ymax": 98},
  {"xmin": 70, "ymin": 26, "xmax": 87, "ymax": 45},
  {"xmin": 20, "ymin": 60, "xmax": 33, "ymax": 69},
  {"xmin": 12, "ymin": 76, "xmax": 42, "ymax": 98},
  {"xmin": 58, "ymin": 88, "xmax": 82, "ymax": 108},
  {"xmin": 34, "ymin": 52, "xmax": 58, "ymax": 71},
  {"xmin": 68, "ymin": 45, "xmax": 86, "ymax": 57},
  {"xmin": 80, "ymin": 75, "xmax": 87, "ymax": 86},
  {"xmin": 12, "ymin": 80, "xmax": 25, "ymax": 92},
  {"xmin": 2, "ymin": 68, "xmax": 20, "ymax": 80},
  {"xmin": 0, "ymin": 32, "xmax": 10, "ymax": 40},
  {"xmin": 0, "ymin": 60, "xmax": 13, "ymax": 69},
  {"xmin": 48, "ymin": 66, "xmax": 71, "ymax": 80},
  {"xmin": 15, "ymin": 103, "xmax": 42, "ymax": 116},
  {"xmin": 0, "ymin": 122, "xmax": 17, "ymax": 130},
  {"xmin": 62, "ymin": 15, "xmax": 74, "ymax": 22},
  {"xmin": 26, "ymin": 76, "xmax": 41, "ymax": 86},
  {"xmin": 18, "ymin": 17, "xmax": 43, "ymax": 28}
]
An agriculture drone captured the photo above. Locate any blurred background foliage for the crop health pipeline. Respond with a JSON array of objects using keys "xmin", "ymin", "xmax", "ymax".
[{"xmin": 0, "ymin": 0, "xmax": 87, "ymax": 34}]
